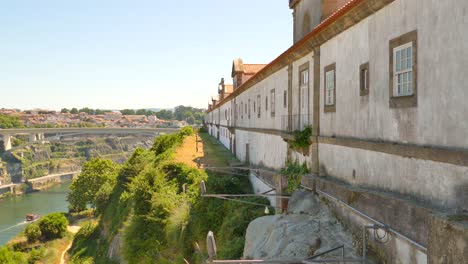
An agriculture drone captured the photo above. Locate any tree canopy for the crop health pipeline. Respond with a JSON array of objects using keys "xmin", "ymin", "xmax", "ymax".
[
  {"xmin": 38, "ymin": 213, "xmax": 68, "ymax": 240},
  {"xmin": 68, "ymin": 158, "xmax": 118, "ymax": 212},
  {"xmin": 120, "ymin": 109, "xmax": 136, "ymax": 115},
  {"xmin": 173, "ymin": 105, "xmax": 205, "ymax": 124},
  {"xmin": 0, "ymin": 114, "xmax": 23, "ymax": 129}
]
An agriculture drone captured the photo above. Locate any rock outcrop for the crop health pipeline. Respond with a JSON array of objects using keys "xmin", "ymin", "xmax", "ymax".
[{"xmin": 243, "ymin": 189, "xmax": 358, "ymax": 261}]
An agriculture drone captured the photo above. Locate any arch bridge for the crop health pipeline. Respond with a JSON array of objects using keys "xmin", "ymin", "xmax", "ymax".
[{"xmin": 0, "ymin": 127, "xmax": 180, "ymax": 150}]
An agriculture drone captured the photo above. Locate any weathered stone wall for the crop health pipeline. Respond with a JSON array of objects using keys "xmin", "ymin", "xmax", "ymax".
[
  {"xmin": 301, "ymin": 175, "xmax": 429, "ymax": 263},
  {"xmin": 427, "ymin": 215, "xmax": 468, "ymax": 264},
  {"xmin": 235, "ymin": 129, "xmax": 287, "ymax": 169},
  {"xmin": 319, "ymin": 143, "xmax": 468, "ymax": 209},
  {"xmin": 319, "ymin": 0, "xmax": 468, "ymax": 149}
]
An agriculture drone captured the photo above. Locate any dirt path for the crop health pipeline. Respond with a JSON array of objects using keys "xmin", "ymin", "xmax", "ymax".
[
  {"xmin": 174, "ymin": 134, "xmax": 205, "ymax": 168},
  {"xmin": 173, "ymin": 133, "xmax": 237, "ymax": 169},
  {"xmin": 59, "ymin": 225, "xmax": 81, "ymax": 264}
]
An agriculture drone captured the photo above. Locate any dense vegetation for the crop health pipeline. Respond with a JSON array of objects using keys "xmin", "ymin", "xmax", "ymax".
[
  {"xmin": 0, "ymin": 212, "xmax": 70, "ymax": 264},
  {"xmin": 67, "ymin": 127, "xmax": 268, "ymax": 263},
  {"xmin": 289, "ymin": 125, "xmax": 313, "ymax": 151},
  {"xmin": 0, "ymin": 114, "xmax": 23, "ymax": 129},
  {"xmin": 173, "ymin": 105, "xmax": 205, "ymax": 124},
  {"xmin": 280, "ymin": 160, "xmax": 309, "ymax": 192},
  {"xmin": 68, "ymin": 158, "xmax": 119, "ymax": 212},
  {"xmin": 59, "ymin": 105, "xmax": 206, "ymax": 124}
]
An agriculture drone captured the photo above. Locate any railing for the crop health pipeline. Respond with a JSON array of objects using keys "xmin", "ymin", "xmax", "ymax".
[{"xmin": 281, "ymin": 114, "xmax": 312, "ymax": 132}]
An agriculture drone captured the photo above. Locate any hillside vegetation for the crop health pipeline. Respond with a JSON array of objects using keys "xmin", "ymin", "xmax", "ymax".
[
  {"xmin": 67, "ymin": 127, "xmax": 269, "ymax": 263},
  {"xmin": 0, "ymin": 212, "xmax": 72, "ymax": 264}
]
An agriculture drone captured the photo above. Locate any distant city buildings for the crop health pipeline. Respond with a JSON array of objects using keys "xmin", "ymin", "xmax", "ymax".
[{"xmin": 0, "ymin": 108, "xmax": 187, "ymax": 128}]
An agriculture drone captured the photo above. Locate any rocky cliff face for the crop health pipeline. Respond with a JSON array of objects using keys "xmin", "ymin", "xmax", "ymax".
[
  {"xmin": 1, "ymin": 136, "xmax": 154, "ymax": 183},
  {"xmin": 243, "ymin": 190, "xmax": 359, "ymax": 261}
]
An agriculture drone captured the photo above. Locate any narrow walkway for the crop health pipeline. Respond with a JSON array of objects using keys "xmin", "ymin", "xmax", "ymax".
[{"xmin": 59, "ymin": 225, "xmax": 81, "ymax": 264}]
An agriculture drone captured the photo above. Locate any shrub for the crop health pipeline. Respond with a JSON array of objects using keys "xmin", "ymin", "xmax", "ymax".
[
  {"xmin": 151, "ymin": 134, "xmax": 182, "ymax": 156},
  {"xmin": 38, "ymin": 213, "xmax": 68, "ymax": 240},
  {"xmin": 24, "ymin": 223, "xmax": 41, "ymax": 243},
  {"xmin": 289, "ymin": 125, "xmax": 313, "ymax": 151},
  {"xmin": 179, "ymin": 126, "xmax": 194, "ymax": 137},
  {"xmin": 280, "ymin": 160, "xmax": 309, "ymax": 192},
  {"xmin": 28, "ymin": 247, "xmax": 45, "ymax": 264},
  {"xmin": 0, "ymin": 246, "xmax": 26, "ymax": 264}
]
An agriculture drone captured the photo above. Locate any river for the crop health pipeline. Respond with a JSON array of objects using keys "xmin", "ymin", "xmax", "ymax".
[{"xmin": 0, "ymin": 181, "xmax": 71, "ymax": 246}]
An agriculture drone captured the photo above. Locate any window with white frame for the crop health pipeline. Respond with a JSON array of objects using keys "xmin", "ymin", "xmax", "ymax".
[
  {"xmin": 389, "ymin": 30, "xmax": 417, "ymax": 108},
  {"xmin": 393, "ymin": 43, "xmax": 413, "ymax": 97},
  {"xmin": 300, "ymin": 69, "xmax": 309, "ymax": 109},
  {"xmin": 301, "ymin": 69, "xmax": 309, "ymax": 86},
  {"xmin": 325, "ymin": 69, "xmax": 335, "ymax": 106},
  {"xmin": 323, "ymin": 63, "xmax": 336, "ymax": 112}
]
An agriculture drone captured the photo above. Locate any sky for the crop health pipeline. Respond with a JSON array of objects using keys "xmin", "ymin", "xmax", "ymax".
[{"xmin": 0, "ymin": 0, "xmax": 293, "ymax": 110}]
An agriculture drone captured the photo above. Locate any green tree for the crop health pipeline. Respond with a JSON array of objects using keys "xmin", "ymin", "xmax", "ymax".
[
  {"xmin": 70, "ymin": 108, "xmax": 79, "ymax": 114},
  {"xmin": 0, "ymin": 114, "xmax": 23, "ymax": 129},
  {"xmin": 0, "ymin": 246, "xmax": 26, "ymax": 264},
  {"xmin": 185, "ymin": 111, "xmax": 195, "ymax": 124},
  {"xmin": 156, "ymin": 109, "xmax": 174, "ymax": 120},
  {"xmin": 120, "ymin": 109, "xmax": 136, "ymax": 115},
  {"xmin": 194, "ymin": 112, "xmax": 204, "ymax": 124},
  {"xmin": 38, "ymin": 213, "xmax": 68, "ymax": 240},
  {"xmin": 173, "ymin": 105, "xmax": 205, "ymax": 122},
  {"xmin": 11, "ymin": 137, "xmax": 22, "ymax": 147},
  {"xmin": 60, "ymin": 108, "xmax": 70, "ymax": 113},
  {"xmin": 135, "ymin": 109, "xmax": 147, "ymax": 115},
  {"xmin": 28, "ymin": 247, "xmax": 45, "ymax": 264},
  {"xmin": 78, "ymin": 107, "xmax": 94, "ymax": 115},
  {"xmin": 24, "ymin": 223, "xmax": 42, "ymax": 243},
  {"xmin": 68, "ymin": 158, "xmax": 118, "ymax": 212},
  {"xmin": 94, "ymin": 181, "xmax": 113, "ymax": 213},
  {"xmin": 94, "ymin": 109, "xmax": 107, "ymax": 115}
]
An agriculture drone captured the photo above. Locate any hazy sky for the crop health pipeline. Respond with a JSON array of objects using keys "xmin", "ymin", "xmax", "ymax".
[{"xmin": 0, "ymin": 0, "xmax": 293, "ymax": 110}]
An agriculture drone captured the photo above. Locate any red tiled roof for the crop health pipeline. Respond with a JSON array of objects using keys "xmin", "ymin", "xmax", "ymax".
[
  {"xmin": 243, "ymin": 64, "xmax": 267, "ymax": 74},
  {"xmin": 224, "ymin": 84, "xmax": 234, "ymax": 93},
  {"xmin": 208, "ymin": 0, "xmax": 368, "ymax": 113}
]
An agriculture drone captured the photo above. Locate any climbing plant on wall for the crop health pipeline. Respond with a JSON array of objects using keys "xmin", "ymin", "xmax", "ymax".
[
  {"xmin": 280, "ymin": 160, "xmax": 309, "ymax": 192},
  {"xmin": 289, "ymin": 125, "xmax": 313, "ymax": 153}
]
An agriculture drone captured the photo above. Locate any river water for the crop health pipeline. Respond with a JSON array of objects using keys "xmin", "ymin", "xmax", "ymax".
[{"xmin": 0, "ymin": 181, "xmax": 71, "ymax": 246}]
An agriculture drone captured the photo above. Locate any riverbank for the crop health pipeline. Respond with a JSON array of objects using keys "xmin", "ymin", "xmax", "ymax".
[
  {"xmin": 0, "ymin": 182, "xmax": 72, "ymax": 246},
  {"xmin": 0, "ymin": 171, "xmax": 79, "ymax": 199}
]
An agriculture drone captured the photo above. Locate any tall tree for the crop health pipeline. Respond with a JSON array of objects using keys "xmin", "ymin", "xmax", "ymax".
[
  {"xmin": 78, "ymin": 107, "xmax": 94, "ymax": 115},
  {"xmin": 120, "ymin": 109, "xmax": 136, "ymax": 115},
  {"xmin": 136, "ymin": 109, "xmax": 147, "ymax": 115},
  {"xmin": 68, "ymin": 158, "xmax": 118, "ymax": 212},
  {"xmin": 156, "ymin": 109, "xmax": 174, "ymax": 120},
  {"xmin": 0, "ymin": 114, "xmax": 23, "ymax": 128}
]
